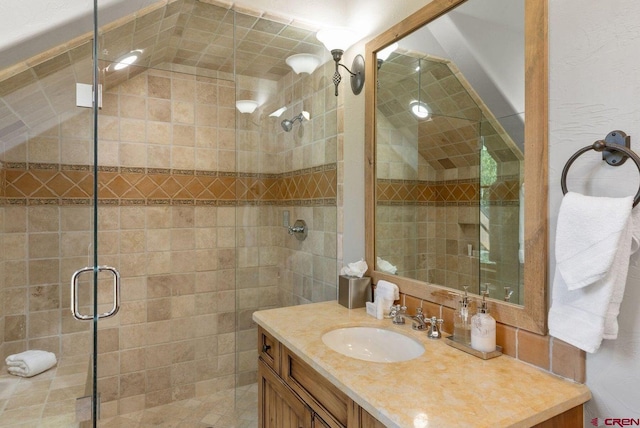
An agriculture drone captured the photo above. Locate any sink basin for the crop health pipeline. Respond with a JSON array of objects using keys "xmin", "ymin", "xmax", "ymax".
[{"xmin": 322, "ymin": 327, "xmax": 424, "ymax": 363}]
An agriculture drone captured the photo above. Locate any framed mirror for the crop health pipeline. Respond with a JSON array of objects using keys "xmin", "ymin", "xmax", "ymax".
[{"xmin": 365, "ymin": 0, "xmax": 547, "ymax": 333}]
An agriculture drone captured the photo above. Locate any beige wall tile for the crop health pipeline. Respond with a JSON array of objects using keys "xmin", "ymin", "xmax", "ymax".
[
  {"xmin": 120, "ymin": 95, "xmax": 147, "ymax": 119},
  {"xmin": 28, "ymin": 310, "xmax": 59, "ymax": 338},
  {"xmin": 148, "ymin": 75, "xmax": 171, "ymax": 99},
  {"xmin": 148, "ymin": 98, "xmax": 172, "ymax": 122},
  {"xmin": 120, "ymin": 119, "xmax": 146, "ymax": 143}
]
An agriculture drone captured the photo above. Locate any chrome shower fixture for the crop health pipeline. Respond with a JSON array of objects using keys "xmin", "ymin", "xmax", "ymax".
[{"xmin": 281, "ymin": 111, "xmax": 310, "ymax": 132}]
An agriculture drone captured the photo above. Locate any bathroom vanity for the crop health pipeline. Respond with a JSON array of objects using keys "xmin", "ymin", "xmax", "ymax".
[{"xmin": 254, "ymin": 302, "xmax": 591, "ymax": 428}]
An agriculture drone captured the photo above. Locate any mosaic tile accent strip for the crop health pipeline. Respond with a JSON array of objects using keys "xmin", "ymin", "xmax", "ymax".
[
  {"xmin": 1, "ymin": 162, "xmax": 337, "ymax": 206},
  {"xmin": 377, "ymin": 176, "xmax": 519, "ymax": 206}
]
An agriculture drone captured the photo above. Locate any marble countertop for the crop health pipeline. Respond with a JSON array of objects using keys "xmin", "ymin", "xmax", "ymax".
[{"xmin": 253, "ymin": 301, "xmax": 591, "ymax": 428}]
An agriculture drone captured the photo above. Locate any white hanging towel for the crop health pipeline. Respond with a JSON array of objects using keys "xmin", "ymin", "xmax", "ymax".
[
  {"xmin": 5, "ymin": 350, "xmax": 57, "ymax": 377},
  {"xmin": 549, "ymin": 192, "xmax": 637, "ymax": 353}
]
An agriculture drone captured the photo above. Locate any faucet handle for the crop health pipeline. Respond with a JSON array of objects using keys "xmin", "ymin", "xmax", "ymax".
[
  {"xmin": 426, "ymin": 316, "xmax": 444, "ymax": 339},
  {"xmin": 391, "ymin": 305, "xmax": 407, "ymax": 324},
  {"xmin": 387, "ymin": 304, "xmax": 400, "ymax": 317},
  {"xmin": 411, "ymin": 307, "xmax": 427, "ymax": 330}
]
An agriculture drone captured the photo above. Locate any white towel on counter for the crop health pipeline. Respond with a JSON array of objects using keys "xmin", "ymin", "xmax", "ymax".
[
  {"xmin": 374, "ymin": 280, "xmax": 400, "ymax": 320},
  {"xmin": 375, "ymin": 280, "xmax": 399, "ymax": 300},
  {"xmin": 5, "ymin": 350, "xmax": 57, "ymax": 377},
  {"xmin": 549, "ymin": 192, "xmax": 638, "ymax": 353}
]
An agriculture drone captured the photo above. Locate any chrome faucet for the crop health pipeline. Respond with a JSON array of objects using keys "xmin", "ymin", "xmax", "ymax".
[
  {"xmin": 388, "ymin": 305, "xmax": 407, "ymax": 324},
  {"xmin": 388, "ymin": 305, "xmax": 428, "ymax": 330},
  {"xmin": 425, "ymin": 316, "xmax": 444, "ymax": 339},
  {"xmin": 410, "ymin": 307, "xmax": 428, "ymax": 330}
]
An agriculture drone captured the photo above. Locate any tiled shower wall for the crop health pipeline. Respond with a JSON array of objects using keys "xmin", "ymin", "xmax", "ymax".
[
  {"xmin": 234, "ymin": 66, "xmax": 338, "ymax": 386},
  {"xmin": 375, "ymin": 110, "xmax": 522, "ymax": 299},
  {"xmin": 0, "ymin": 60, "xmax": 337, "ymax": 418},
  {"xmin": 375, "ymin": 111, "xmax": 482, "ymax": 289}
]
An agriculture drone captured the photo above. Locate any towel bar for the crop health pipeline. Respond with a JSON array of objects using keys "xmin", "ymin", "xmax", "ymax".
[
  {"xmin": 561, "ymin": 137, "xmax": 640, "ymax": 207},
  {"xmin": 560, "ymin": 131, "xmax": 640, "ymax": 207}
]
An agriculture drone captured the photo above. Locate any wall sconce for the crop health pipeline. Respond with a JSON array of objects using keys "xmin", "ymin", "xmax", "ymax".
[
  {"xmin": 286, "ymin": 54, "xmax": 321, "ymax": 75},
  {"xmin": 316, "ymin": 28, "xmax": 364, "ymax": 96},
  {"xmin": 235, "ymin": 100, "xmax": 259, "ymax": 114}
]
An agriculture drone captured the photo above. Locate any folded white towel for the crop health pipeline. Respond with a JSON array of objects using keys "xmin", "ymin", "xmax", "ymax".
[
  {"xmin": 375, "ymin": 280, "xmax": 399, "ymax": 300},
  {"xmin": 549, "ymin": 193, "xmax": 637, "ymax": 353},
  {"xmin": 5, "ymin": 350, "xmax": 57, "ymax": 377},
  {"xmin": 374, "ymin": 280, "xmax": 399, "ymax": 320},
  {"xmin": 555, "ymin": 192, "xmax": 633, "ymax": 290}
]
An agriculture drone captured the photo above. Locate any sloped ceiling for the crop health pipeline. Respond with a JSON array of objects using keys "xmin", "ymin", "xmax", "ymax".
[
  {"xmin": 0, "ymin": 0, "xmax": 430, "ymax": 71},
  {"xmin": 377, "ymin": 51, "xmax": 522, "ymax": 170},
  {"xmin": 0, "ymin": 0, "xmax": 328, "ymax": 150}
]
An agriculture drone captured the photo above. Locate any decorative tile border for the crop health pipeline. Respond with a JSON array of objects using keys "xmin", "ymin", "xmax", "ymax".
[
  {"xmin": 377, "ymin": 176, "xmax": 520, "ymax": 206},
  {"xmin": 1, "ymin": 162, "xmax": 337, "ymax": 206}
]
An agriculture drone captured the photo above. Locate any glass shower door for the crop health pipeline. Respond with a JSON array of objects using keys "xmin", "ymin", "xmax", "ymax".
[{"xmin": 71, "ymin": 5, "xmax": 122, "ymax": 424}]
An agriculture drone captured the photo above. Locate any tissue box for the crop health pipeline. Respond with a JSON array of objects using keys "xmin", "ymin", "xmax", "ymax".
[{"xmin": 338, "ymin": 275, "xmax": 371, "ymax": 309}]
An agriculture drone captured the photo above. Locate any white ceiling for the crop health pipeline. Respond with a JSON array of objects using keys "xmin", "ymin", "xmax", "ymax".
[{"xmin": 0, "ymin": 0, "xmax": 428, "ymax": 70}]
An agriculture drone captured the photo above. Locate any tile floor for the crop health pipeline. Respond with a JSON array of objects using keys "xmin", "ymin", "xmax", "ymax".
[
  {"xmin": 98, "ymin": 384, "xmax": 258, "ymax": 428},
  {"xmin": 0, "ymin": 356, "xmax": 88, "ymax": 427},
  {"xmin": 0, "ymin": 358, "xmax": 257, "ymax": 428}
]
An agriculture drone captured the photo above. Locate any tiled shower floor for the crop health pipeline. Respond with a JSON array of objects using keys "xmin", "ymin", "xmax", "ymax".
[
  {"xmin": 0, "ymin": 358, "xmax": 257, "ymax": 428},
  {"xmin": 99, "ymin": 384, "xmax": 258, "ymax": 428}
]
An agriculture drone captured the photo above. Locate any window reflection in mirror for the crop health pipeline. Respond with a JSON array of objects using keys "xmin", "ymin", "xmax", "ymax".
[{"xmin": 374, "ymin": 0, "xmax": 525, "ymax": 305}]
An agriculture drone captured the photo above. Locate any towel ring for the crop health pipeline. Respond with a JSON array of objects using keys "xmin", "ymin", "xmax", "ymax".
[{"xmin": 561, "ymin": 140, "xmax": 640, "ymax": 207}]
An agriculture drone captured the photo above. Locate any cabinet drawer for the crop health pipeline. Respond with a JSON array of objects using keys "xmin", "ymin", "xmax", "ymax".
[
  {"xmin": 258, "ymin": 326, "xmax": 280, "ymax": 374},
  {"xmin": 281, "ymin": 346, "xmax": 349, "ymax": 428}
]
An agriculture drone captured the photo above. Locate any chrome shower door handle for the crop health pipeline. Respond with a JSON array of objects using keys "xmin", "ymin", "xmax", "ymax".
[{"xmin": 71, "ymin": 266, "xmax": 121, "ymax": 321}]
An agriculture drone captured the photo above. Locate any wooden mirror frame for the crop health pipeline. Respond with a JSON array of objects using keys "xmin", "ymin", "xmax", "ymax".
[{"xmin": 364, "ymin": 0, "xmax": 548, "ymax": 334}]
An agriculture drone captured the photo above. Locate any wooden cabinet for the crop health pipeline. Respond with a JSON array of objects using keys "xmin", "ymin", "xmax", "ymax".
[
  {"xmin": 259, "ymin": 359, "xmax": 312, "ymax": 428},
  {"xmin": 281, "ymin": 346, "xmax": 348, "ymax": 428},
  {"xmin": 257, "ymin": 326, "xmax": 583, "ymax": 428},
  {"xmin": 257, "ymin": 326, "xmax": 382, "ymax": 428}
]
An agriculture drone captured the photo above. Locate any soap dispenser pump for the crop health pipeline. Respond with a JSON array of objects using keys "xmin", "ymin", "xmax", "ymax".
[
  {"xmin": 470, "ymin": 289, "xmax": 496, "ymax": 353},
  {"xmin": 453, "ymin": 285, "xmax": 473, "ymax": 345}
]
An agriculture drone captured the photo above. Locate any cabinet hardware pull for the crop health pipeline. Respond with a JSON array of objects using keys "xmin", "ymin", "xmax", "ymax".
[{"xmin": 262, "ymin": 344, "xmax": 271, "ymax": 352}]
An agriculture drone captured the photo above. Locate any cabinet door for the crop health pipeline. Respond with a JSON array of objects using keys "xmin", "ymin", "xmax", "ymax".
[
  {"xmin": 281, "ymin": 346, "xmax": 348, "ymax": 427},
  {"xmin": 259, "ymin": 359, "xmax": 313, "ymax": 428},
  {"xmin": 313, "ymin": 414, "xmax": 332, "ymax": 428}
]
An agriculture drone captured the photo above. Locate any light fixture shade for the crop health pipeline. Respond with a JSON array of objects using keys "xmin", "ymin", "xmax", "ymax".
[
  {"xmin": 269, "ymin": 106, "xmax": 287, "ymax": 118},
  {"xmin": 109, "ymin": 49, "xmax": 143, "ymax": 71},
  {"xmin": 236, "ymin": 100, "xmax": 259, "ymax": 114},
  {"xmin": 377, "ymin": 42, "xmax": 398, "ymax": 62},
  {"xmin": 410, "ymin": 100, "xmax": 429, "ymax": 119},
  {"xmin": 286, "ymin": 54, "xmax": 321, "ymax": 75},
  {"xmin": 316, "ymin": 28, "xmax": 358, "ymax": 52}
]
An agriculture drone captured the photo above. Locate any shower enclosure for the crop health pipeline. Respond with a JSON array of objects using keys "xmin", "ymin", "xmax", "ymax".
[{"xmin": 0, "ymin": 1, "xmax": 339, "ymax": 426}]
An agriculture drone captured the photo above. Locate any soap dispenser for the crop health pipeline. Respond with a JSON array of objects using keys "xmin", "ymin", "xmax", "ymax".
[
  {"xmin": 470, "ymin": 289, "xmax": 496, "ymax": 353},
  {"xmin": 453, "ymin": 286, "xmax": 474, "ymax": 345}
]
